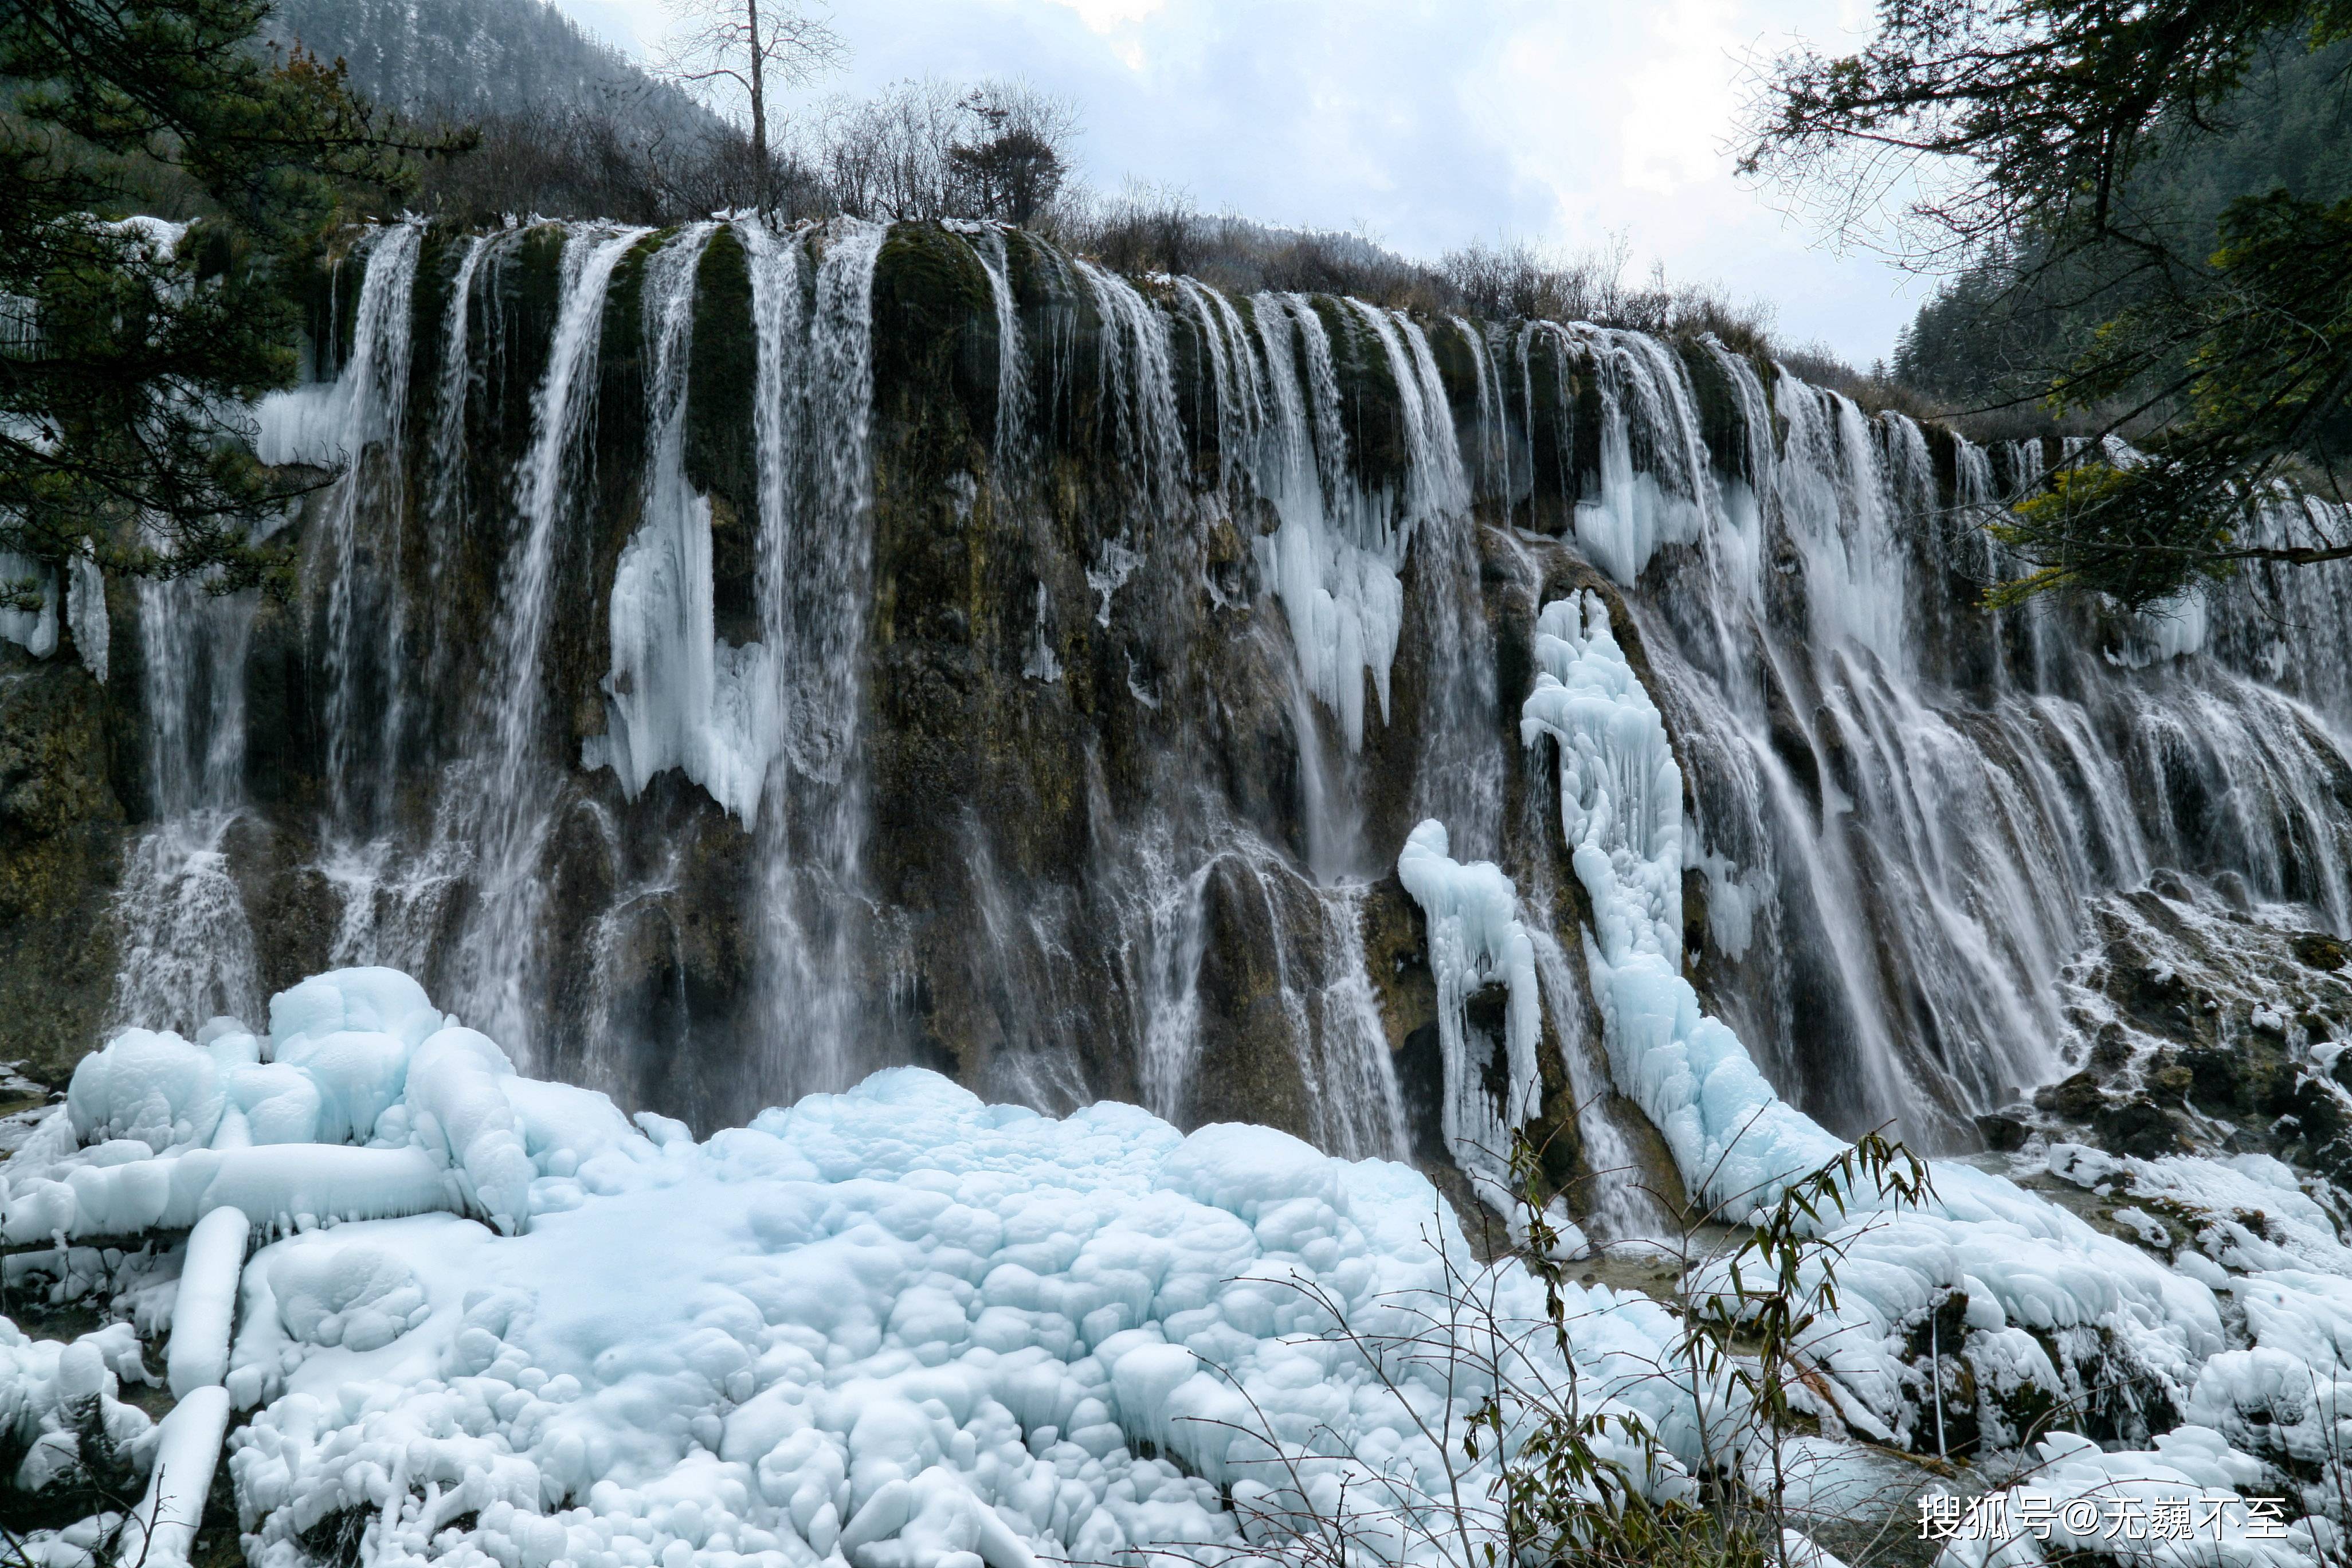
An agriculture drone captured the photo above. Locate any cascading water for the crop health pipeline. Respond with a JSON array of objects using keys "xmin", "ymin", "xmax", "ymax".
[
  {"xmin": 106, "ymin": 574, "xmax": 261, "ymax": 1036},
  {"xmin": 315, "ymin": 219, "xmax": 423, "ymax": 833},
  {"xmin": 84, "ymin": 213, "xmax": 2352, "ymax": 1249},
  {"xmin": 744, "ymin": 217, "xmax": 889, "ymax": 1103},
  {"xmin": 448, "ymin": 222, "xmax": 650, "ymax": 1064}
]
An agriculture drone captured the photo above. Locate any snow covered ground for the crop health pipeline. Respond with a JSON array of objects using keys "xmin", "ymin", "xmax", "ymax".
[
  {"xmin": 0, "ymin": 958, "xmax": 2337, "ymax": 1568},
  {"xmin": 4, "ymin": 969, "xmax": 1701, "ymax": 1568}
]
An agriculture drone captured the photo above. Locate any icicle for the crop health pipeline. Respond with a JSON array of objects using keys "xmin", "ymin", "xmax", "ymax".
[{"xmin": 1395, "ymin": 819, "xmax": 1545, "ymax": 1215}]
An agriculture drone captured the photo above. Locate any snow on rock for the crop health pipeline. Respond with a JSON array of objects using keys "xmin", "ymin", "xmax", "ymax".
[
  {"xmin": 0, "ymin": 1316, "xmax": 160, "ymax": 1493},
  {"xmin": 1394, "ymin": 820, "xmax": 1542, "ymax": 1212},
  {"xmin": 2040, "ymin": 1142, "xmax": 2352, "ymax": 1507}
]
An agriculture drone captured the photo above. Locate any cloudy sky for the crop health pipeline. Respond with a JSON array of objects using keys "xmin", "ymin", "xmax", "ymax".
[{"xmin": 554, "ymin": 0, "xmax": 1927, "ymax": 366}]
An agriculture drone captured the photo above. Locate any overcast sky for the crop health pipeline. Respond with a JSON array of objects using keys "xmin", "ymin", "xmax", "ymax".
[{"xmin": 554, "ymin": 0, "xmax": 1927, "ymax": 366}]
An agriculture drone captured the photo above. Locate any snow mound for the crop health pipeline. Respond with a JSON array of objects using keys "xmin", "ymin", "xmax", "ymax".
[
  {"xmin": 8, "ymin": 967, "xmax": 1717, "ymax": 1568},
  {"xmin": 3, "ymin": 968, "xmax": 554, "ymax": 1240}
]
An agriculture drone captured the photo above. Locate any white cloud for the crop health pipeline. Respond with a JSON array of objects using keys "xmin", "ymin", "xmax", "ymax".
[
  {"xmin": 1041, "ymin": 0, "xmax": 1169, "ymax": 35},
  {"xmin": 556, "ymin": 0, "xmax": 1928, "ymax": 363}
]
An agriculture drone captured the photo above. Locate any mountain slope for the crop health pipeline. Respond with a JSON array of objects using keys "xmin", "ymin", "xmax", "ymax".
[{"xmin": 264, "ymin": 0, "xmax": 718, "ymax": 142}]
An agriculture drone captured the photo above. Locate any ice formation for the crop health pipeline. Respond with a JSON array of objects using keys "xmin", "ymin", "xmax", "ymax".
[
  {"xmin": 1514, "ymin": 587, "xmax": 2352, "ymax": 1550},
  {"xmin": 1, "ymin": 546, "xmax": 60, "ymax": 658},
  {"xmin": 1560, "ymin": 328, "xmax": 1715, "ymax": 586},
  {"xmin": 1393, "ymin": 822, "xmax": 1545, "ymax": 1217},
  {"xmin": 6, "ymin": 969, "xmax": 1711, "ymax": 1568},
  {"xmin": 7, "ymin": 970, "xmax": 550, "ymax": 1244},
  {"xmin": 1247, "ymin": 294, "xmax": 1465, "ymax": 752},
  {"xmin": 1519, "ymin": 590, "xmax": 1843, "ymax": 1205},
  {"xmin": 0, "ymin": 1318, "xmax": 159, "ymax": 1492},
  {"xmin": 586, "ymin": 222, "xmax": 773, "ymax": 824}
]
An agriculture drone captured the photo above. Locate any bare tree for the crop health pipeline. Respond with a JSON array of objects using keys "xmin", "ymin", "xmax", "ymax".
[
  {"xmin": 946, "ymin": 80, "xmax": 1080, "ymax": 226},
  {"xmin": 654, "ymin": 0, "xmax": 846, "ymax": 211}
]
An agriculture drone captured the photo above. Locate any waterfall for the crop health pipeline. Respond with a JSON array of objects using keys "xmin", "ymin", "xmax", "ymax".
[
  {"xmin": 102, "ymin": 222, "xmax": 462, "ymax": 1038},
  {"xmin": 747, "ymin": 218, "xmax": 889, "ymax": 1101},
  {"xmin": 425, "ymin": 232, "xmax": 495, "ymax": 594},
  {"xmin": 1251, "ymin": 293, "xmax": 1400, "ymax": 755},
  {"xmin": 107, "ymin": 577, "xmax": 260, "ymax": 1036},
  {"xmin": 79, "ymin": 215, "xmax": 2352, "ymax": 1249},
  {"xmin": 318, "ymin": 220, "xmax": 424, "ymax": 831},
  {"xmin": 952, "ymin": 221, "xmax": 1033, "ymax": 481},
  {"xmin": 448, "ymin": 222, "xmax": 650, "ymax": 1065}
]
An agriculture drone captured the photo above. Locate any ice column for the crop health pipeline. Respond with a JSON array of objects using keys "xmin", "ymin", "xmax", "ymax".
[
  {"xmin": 1395, "ymin": 820, "xmax": 1544, "ymax": 1213},
  {"xmin": 587, "ymin": 222, "xmax": 775, "ymax": 823},
  {"xmin": 1521, "ymin": 591, "xmax": 1843, "ymax": 1207}
]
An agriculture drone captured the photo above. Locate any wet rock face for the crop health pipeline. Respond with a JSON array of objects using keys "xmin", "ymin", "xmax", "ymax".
[
  {"xmin": 0, "ymin": 649, "xmax": 124, "ymax": 1084},
  {"xmin": 2010, "ymin": 876, "xmax": 2352, "ymax": 1166}
]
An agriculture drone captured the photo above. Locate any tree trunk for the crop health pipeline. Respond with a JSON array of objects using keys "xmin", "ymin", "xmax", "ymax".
[{"xmin": 746, "ymin": 0, "xmax": 769, "ymax": 213}]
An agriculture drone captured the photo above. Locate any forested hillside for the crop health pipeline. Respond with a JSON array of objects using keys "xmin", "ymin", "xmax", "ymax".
[
  {"xmin": 1892, "ymin": 32, "xmax": 2352, "ymax": 437},
  {"xmin": 265, "ymin": 0, "xmax": 711, "ymax": 134}
]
